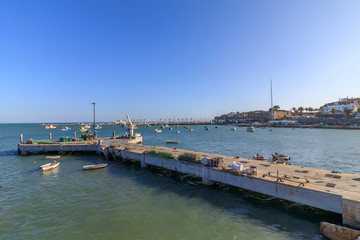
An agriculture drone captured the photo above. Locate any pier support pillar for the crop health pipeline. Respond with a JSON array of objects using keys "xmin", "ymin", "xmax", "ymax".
[
  {"xmin": 342, "ymin": 197, "xmax": 360, "ymax": 230},
  {"xmin": 97, "ymin": 140, "xmax": 102, "ymax": 154},
  {"xmin": 49, "ymin": 133, "xmax": 52, "ymax": 142},
  {"xmin": 201, "ymin": 165, "xmax": 214, "ymax": 185},
  {"xmin": 141, "ymin": 154, "xmax": 149, "ymax": 168}
]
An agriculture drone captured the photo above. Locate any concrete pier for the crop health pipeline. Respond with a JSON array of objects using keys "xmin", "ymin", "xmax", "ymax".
[
  {"xmin": 109, "ymin": 142, "xmax": 360, "ymax": 230},
  {"xmin": 18, "ymin": 138, "xmax": 360, "ymax": 230}
]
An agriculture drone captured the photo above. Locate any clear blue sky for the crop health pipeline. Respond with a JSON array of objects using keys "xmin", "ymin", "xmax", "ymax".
[{"xmin": 1, "ymin": 0, "xmax": 360, "ymax": 123}]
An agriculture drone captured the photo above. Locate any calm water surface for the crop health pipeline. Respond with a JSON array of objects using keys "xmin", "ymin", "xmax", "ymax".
[{"xmin": 2, "ymin": 124, "xmax": 357, "ymax": 239}]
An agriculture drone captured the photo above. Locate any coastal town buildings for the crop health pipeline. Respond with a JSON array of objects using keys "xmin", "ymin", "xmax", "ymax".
[
  {"xmin": 214, "ymin": 110, "xmax": 292, "ymax": 124},
  {"xmin": 322, "ymin": 97, "xmax": 360, "ymax": 115}
]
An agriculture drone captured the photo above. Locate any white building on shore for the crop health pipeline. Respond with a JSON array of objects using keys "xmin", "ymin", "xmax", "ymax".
[{"xmin": 322, "ymin": 97, "xmax": 360, "ymax": 114}]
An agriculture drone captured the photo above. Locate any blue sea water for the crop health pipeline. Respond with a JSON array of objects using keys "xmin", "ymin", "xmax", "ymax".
[{"xmin": 1, "ymin": 123, "xmax": 354, "ymax": 239}]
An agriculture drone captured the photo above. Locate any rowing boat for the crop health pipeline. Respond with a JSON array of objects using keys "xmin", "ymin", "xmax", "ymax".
[
  {"xmin": 83, "ymin": 163, "xmax": 108, "ymax": 170},
  {"xmin": 40, "ymin": 161, "xmax": 60, "ymax": 171}
]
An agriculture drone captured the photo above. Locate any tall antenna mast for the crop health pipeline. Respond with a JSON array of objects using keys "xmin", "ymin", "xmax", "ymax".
[{"xmin": 270, "ymin": 79, "xmax": 274, "ymax": 121}]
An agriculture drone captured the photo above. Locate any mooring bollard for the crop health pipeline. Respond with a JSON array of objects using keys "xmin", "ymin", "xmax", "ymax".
[
  {"xmin": 49, "ymin": 133, "xmax": 52, "ymax": 142},
  {"xmin": 20, "ymin": 134, "xmax": 23, "ymax": 143}
]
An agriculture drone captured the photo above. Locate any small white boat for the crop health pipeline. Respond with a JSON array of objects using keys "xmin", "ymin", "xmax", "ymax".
[
  {"xmin": 231, "ymin": 127, "xmax": 237, "ymax": 131},
  {"xmin": 45, "ymin": 124, "xmax": 56, "ymax": 129},
  {"xmin": 166, "ymin": 140, "xmax": 180, "ymax": 144},
  {"xmin": 83, "ymin": 125, "xmax": 91, "ymax": 129},
  {"xmin": 247, "ymin": 126, "xmax": 255, "ymax": 132},
  {"xmin": 176, "ymin": 131, "xmax": 180, "ymax": 133},
  {"xmin": 95, "ymin": 125, "xmax": 102, "ymax": 130},
  {"xmin": 41, "ymin": 161, "xmax": 60, "ymax": 171},
  {"xmin": 46, "ymin": 155, "xmax": 61, "ymax": 159},
  {"xmin": 83, "ymin": 163, "xmax": 108, "ymax": 170},
  {"xmin": 189, "ymin": 128, "xmax": 194, "ymax": 132},
  {"xmin": 61, "ymin": 126, "xmax": 71, "ymax": 131},
  {"xmin": 154, "ymin": 129, "xmax": 162, "ymax": 133}
]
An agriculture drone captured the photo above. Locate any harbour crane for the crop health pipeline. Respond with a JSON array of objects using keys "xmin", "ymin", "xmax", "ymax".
[{"xmin": 126, "ymin": 113, "xmax": 134, "ymax": 138}]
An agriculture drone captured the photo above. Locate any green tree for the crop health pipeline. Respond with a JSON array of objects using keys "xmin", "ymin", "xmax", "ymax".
[
  {"xmin": 343, "ymin": 107, "xmax": 351, "ymax": 117},
  {"xmin": 298, "ymin": 107, "xmax": 304, "ymax": 115},
  {"xmin": 331, "ymin": 108, "xmax": 337, "ymax": 116},
  {"xmin": 308, "ymin": 107, "xmax": 314, "ymax": 112}
]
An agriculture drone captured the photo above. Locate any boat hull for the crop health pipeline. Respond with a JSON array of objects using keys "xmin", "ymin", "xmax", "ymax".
[
  {"xmin": 83, "ymin": 163, "xmax": 108, "ymax": 170},
  {"xmin": 40, "ymin": 162, "xmax": 60, "ymax": 171}
]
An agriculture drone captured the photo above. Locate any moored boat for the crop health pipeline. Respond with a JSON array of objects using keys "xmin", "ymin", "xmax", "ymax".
[
  {"xmin": 231, "ymin": 127, "xmax": 237, "ymax": 131},
  {"xmin": 61, "ymin": 126, "xmax": 71, "ymax": 131},
  {"xmin": 272, "ymin": 153, "xmax": 291, "ymax": 162},
  {"xmin": 95, "ymin": 125, "xmax": 102, "ymax": 130},
  {"xmin": 166, "ymin": 140, "xmax": 180, "ymax": 144},
  {"xmin": 154, "ymin": 129, "xmax": 162, "ymax": 133},
  {"xmin": 247, "ymin": 126, "xmax": 255, "ymax": 132},
  {"xmin": 45, "ymin": 124, "xmax": 56, "ymax": 129},
  {"xmin": 40, "ymin": 161, "xmax": 60, "ymax": 171},
  {"xmin": 83, "ymin": 163, "xmax": 108, "ymax": 170},
  {"xmin": 46, "ymin": 155, "xmax": 61, "ymax": 159},
  {"xmin": 253, "ymin": 154, "xmax": 267, "ymax": 161},
  {"xmin": 77, "ymin": 127, "xmax": 88, "ymax": 132}
]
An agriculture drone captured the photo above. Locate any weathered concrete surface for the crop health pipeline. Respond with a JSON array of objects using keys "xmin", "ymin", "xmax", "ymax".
[
  {"xmin": 343, "ymin": 196, "xmax": 360, "ymax": 230},
  {"xmin": 18, "ymin": 141, "xmax": 99, "ymax": 155},
  {"xmin": 320, "ymin": 222, "xmax": 360, "ymax": 240}
]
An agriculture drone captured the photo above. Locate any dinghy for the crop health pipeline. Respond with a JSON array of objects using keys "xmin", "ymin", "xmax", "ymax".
[
  {"xmin": 83, "ymin": 163, "xmax": 108, "ymax": 170},
  {"xmin": 41, "ymin": 161, "xmax": 60, "ymax": 171}
]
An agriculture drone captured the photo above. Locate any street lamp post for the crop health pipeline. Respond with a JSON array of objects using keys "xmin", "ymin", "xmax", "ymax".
[{"xmin": 91, "ymin": 102, "xmax": 97, "ymax": 136}]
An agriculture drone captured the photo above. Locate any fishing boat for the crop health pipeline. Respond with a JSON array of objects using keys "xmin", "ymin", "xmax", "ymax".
[
  {"xmin": 40, "ymin": 161, "xmax": 60, "ymax": 171},
  {"xmin": 95, "ymin": 125, "xmax": 102, "ymax": 130},
  {"xmin": 189, "ymin": 128, "xmax": 194, "ymax": 131},
  {"xmin": 45, "ymin": 124, "xmax": 56, "ymax": 129},
  {"xmin": 83, "ymin": 125, "xmax": 91, "ymax": 129},
  {"xmin": 77, "ymin": 127, "xmax": 88, "ymax": 132},
  {"xmin": 231, "ymin": 127, "xmax": 237, "ymax": 131},
  {"xmin": 83, "ymin": 163, "xmax": 108, "ymax": 170},
  {"xmin": 272, "ymin": 153, "xmax": 291, "ymax": 162},
  {"xmin": 61, "ymin": 126, "xmax": 71, "ymax": 131},
  {"xmin": 154, "ymin": 129, "xmax": 162, "ymax": 133},
  {"xmin": 176, "ymin": 131, "xmax": 180, "ymax": 133},
  {"xmin": 204, "ymin": 126, "xmax": 209, "ymax": 130},
  {"xmin": 253, "ymin": 154, "xmax": 267, "ymax": 161},
  {"xmin": 166, "ymin": 140, "xmax": 180, "ymax": 144},
  {"xmin": 46, "ymin": 155, "xmax": 61, "ymax": 159},
  {"xmin": 247, "ymin": 126, "xmax": 255, "ymax": 132}
]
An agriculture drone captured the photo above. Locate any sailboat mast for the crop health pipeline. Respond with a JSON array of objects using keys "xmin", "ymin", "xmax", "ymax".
[{"xmin": 270, "ymin": 79, "xmax": 274, "ymax": 121}]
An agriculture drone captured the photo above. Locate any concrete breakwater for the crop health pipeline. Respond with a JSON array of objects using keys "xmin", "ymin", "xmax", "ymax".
[{"xmin": 18, "ymin": 137, "xmax": 360, "ymax": 232}]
